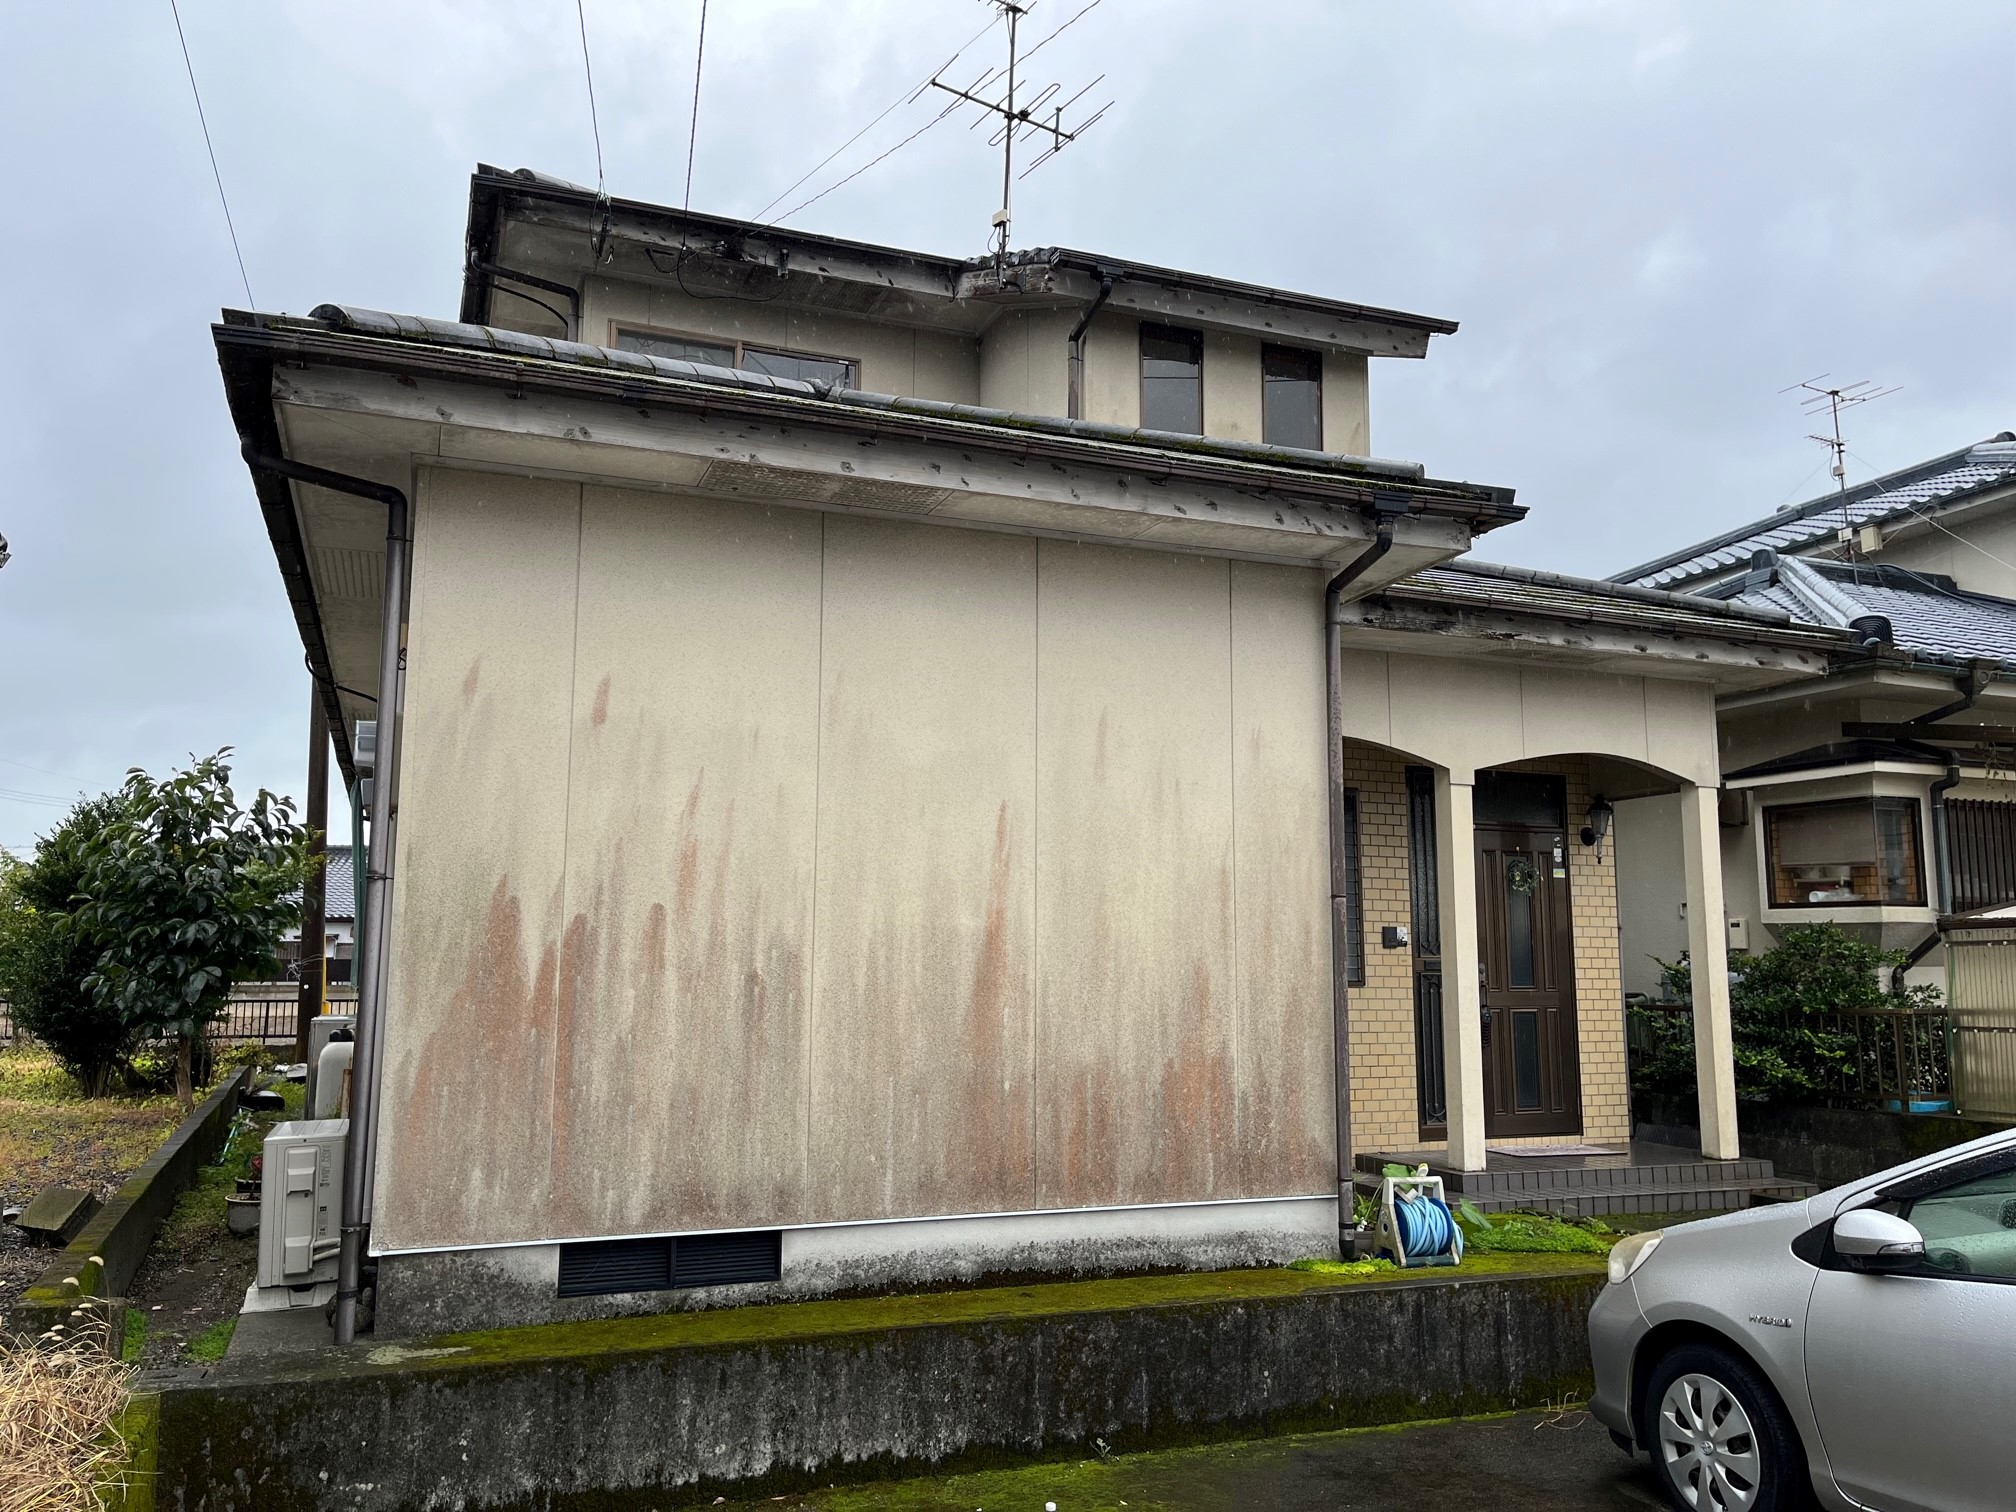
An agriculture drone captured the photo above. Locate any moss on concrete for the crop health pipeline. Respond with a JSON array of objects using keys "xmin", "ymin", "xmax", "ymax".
[
  {"xmin": 392, "ymin": 1252, "xmax": 1604, "ymax": 1375},
  {"xmin": 98, "ymin": 1391, "xmax": 158, "ymax": 1512}
]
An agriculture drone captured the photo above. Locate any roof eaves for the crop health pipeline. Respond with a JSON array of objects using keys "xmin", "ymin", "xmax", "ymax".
[{"xmin": 248, "ymin": 306, "xmax": 1524, "ymax": 525}]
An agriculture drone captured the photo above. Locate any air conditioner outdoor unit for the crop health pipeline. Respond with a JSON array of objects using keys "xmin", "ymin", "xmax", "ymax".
[
  {"xmin": 303, "ymin": 1014, "xmax": 355, "ymax": 1116},
  {"xmin": 353, "ymin": 720, "xmax": 377, "ymax": 773},
  {"xmin": 251, "ymin": 1120, "xmax": 346, "ymax": 1307}
]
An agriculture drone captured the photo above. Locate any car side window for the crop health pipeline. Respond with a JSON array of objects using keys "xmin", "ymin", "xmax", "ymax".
[{"xmin": 1903, "ymin": 1164, "xmax": 2016, "ymax": 1280}]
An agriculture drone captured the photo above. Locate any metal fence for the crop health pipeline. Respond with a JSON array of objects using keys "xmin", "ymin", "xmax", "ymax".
[
  {"xmin": 1947, "ymin": 927, "xmax": 2016, "ymax": 1120},
  {"xmin": 0, "ymin": 985, "xmax": 357, "ymax": 1049}
]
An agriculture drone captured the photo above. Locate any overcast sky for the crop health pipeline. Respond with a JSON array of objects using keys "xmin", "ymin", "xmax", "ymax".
[{"xmin": 2, "ymin": 0, "xmax": 2011, "ymax": 851}]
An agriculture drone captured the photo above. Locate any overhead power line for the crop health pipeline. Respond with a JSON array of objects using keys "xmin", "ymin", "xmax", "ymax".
[
  {"xmin": 168, "ymin": 0, "xmax": 255, "ymax": 307},
  {"xmin": 575, "ymin": 0, "xmax": 606, "ymax": 193},
  {"xmin": 749, "ymin": 10, "xmax": 1003, "ymax": 225},
  {"xmin": 683, "ymin": 0, "xmax": 710, "ymax": 214}
]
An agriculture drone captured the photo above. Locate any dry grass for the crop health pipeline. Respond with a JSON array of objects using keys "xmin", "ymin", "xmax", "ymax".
[{"xmin": 0, "ymin": 1314, "xmax": 134, "ymax": 1511}]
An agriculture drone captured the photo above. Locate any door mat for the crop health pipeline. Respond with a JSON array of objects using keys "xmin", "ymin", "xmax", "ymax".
[{"xmin": 1489, "ymin": 1144, "xmax": 1624, "ymax": 1158}]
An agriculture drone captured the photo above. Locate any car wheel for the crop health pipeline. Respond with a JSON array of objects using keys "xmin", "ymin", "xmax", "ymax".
[{"xmin": 1642, "ymin": 1343, "xmax": 1809, "ymax": 1512}]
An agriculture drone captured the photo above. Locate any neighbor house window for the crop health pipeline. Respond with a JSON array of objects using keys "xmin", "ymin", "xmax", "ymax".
[
  {"xmin": 612, "ymin": 326, "xmax": 858, "ymax": 387},
  {"xmin": 1139, "ymin": 322, "xmax": 1203, "ymax": 434},
  {"xmin": 1765, "ymin": 797, "xmax": 1925, "ymax": 908},
  {"xmin": 1261, "ymin": 344, "xmax": 1323, "ymax": 450}
]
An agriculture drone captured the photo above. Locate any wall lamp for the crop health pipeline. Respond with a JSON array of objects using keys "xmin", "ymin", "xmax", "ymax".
[{"xmin": 1581, "ymin": 797, "xmax": 1615, "ymax": 860}]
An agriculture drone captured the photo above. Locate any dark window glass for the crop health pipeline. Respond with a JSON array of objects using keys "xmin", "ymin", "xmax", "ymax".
[
  {"xmin": 1512, "ymin": 1012, "xmax": 1543, "ymax": 1110},
  {"xmin": 1475, "ymin": 771, "xmax": 1567, "ymax": 828},
  {"xmin": 1765, "ymin": 798, "xmax": 1925, "ymax": 908},
  {"xmin": 740, "ymin": 345, "xmax": 858, "ymax": 388},
  {"xmin": 1342, "ymin": 789, "xmax": 1365, "ymax": 988},
  {"xmin": 1505, "ymin": 854, "xmax": 1536, "ymax": 989},
  {"xmin": 1262, "ymin": 344, "xmax": 1323, "ymax": 450},
  {"xmin": 1140, "ymin": 323, "xmax": 1203, "ymax": 434},
  {"xmin": 613, "ymin": 327, "xmax": 734, "ymax": 367},
  {"xmin": 1904, "ymin": 1162, "xmax": 2016, "ymax": 1279}
]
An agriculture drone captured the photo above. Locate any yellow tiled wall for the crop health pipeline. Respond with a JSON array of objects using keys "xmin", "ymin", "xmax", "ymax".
[{"xmin": 1342, "ymin": 744, "xmax": 1631, "ymax": 1155}]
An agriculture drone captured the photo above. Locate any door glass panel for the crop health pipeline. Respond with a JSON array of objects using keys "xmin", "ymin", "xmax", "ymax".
[
  {"xmin": 1513, "ymin": 1011, "xmax": 1543, "ymax": 1110},
  {"xmin": 1505, "ymin": 854, "xmax": 1536, "ymax": 988},
  {"xmin": 1906, "ymin": 1165, "xmax": 2016, "ymax": 1279}
]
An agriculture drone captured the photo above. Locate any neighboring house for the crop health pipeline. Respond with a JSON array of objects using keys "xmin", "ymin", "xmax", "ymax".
[
  {"xmin": 213, "ymin": 166, "xmax": 1860, "ymax": 1333},
  {"xmin": 1611, "ymin": 439, "xmax": 2016, "ymax": 997},
  {"xmin": 280, "ymin": 844, "xmax": 359, "ymax": 985}
]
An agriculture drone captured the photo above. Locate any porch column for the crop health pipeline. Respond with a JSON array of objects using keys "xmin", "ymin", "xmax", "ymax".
[
  {"xmin": 1680, "ymin": 783, "xmax": 1741, "ymax": 1159},
  {"xmin": 1435, "ymin": 770, "xmax": 1489, "ymax": 1170}
]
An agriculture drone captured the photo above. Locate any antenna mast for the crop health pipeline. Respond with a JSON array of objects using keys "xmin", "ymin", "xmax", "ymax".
[
  {"xmin": 1783, "ymin": 375, "xmax": 1900, "ymax": 494},
  {"xmin": 1781, "ymin": 374, "xmax": 1900, "ymax": 567},
  {"xmin": 927, "ymin": 0, "xmax": 1113, "ymax": 273}
]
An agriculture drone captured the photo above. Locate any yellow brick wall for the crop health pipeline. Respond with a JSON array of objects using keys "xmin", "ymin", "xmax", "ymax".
[{"xmin": 1342, "ymin": 745, "xmax": 1632, "ymax": 1155}]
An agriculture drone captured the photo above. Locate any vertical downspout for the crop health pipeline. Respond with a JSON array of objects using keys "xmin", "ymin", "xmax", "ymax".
[
  {"xmin": 1931, "ymin": 762, "xmax": 1961, "ymax": 917},
  {"xmin": 1065, "ymin": 271, "xmax": 1116, "ymax": 420},
  {"xmin": 241, "ymin": 444, "xmax": 409, "ymax": 1347},
  {"xmin": 1323, "ymin": 509, "xmax": 1401, "ymax": 1257}
]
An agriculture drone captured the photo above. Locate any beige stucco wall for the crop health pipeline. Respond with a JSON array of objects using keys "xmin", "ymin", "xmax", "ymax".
[
  {"xmin": 582, "ymin": 274, "xmax": 982, "ymax": 404},
  {"xmin": 1615, "ymin": 792, "xmax": 1688, "ymax": 998},
  {"xmin": 1341, "ymin": 745, "xmax": 1629, "ymax": 1154},
  {"xmin": 1336, "ymin": 649, "xmax": 1721, "ymax": 787},
  {"xmin": 1873, "ymin": 502, "xmax": 2016, "ymax": 599},
  {"xmin": 375, "ymin": 470, "xmax": 1336, "ymax": 1253}
]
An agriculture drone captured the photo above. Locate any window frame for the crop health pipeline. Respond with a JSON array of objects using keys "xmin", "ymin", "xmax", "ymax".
[
  {"xmin": 1260, "ymin": 342, "xmax": 1324, "ymax": 450},
  {"xmin": 1762, "ymin": 795, "xmax": 1926, "ymax": 910},
  {"xmin": 610, "ymin": 322, "xmax": 860, "ymax": 388},
  {"xmin": 1138, "ymin": 321, "xmax": 1204, "ymax": 436}
]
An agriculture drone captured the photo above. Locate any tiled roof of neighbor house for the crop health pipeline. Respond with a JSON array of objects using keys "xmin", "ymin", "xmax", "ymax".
[
  {"xmin": 1381, "ymin": 558, "xmax": 1850, "ymax": 650},
  {"xmin": 285, "ymin": 846, "xmax": 356, "ymax": 922},
  {"xmin": 1707, "ymin": 554, "xmax": 2016, "ymax": 668},
  {"xmin": 1611, "ymin": 434, "xmax": 2016, "ymax": 590}
]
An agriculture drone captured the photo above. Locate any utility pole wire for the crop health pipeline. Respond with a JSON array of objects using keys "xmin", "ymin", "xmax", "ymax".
[
  {"xmin": 683, "ymin": 0, "xmax": 710, "ymax": 214},
  {"xmin": 169, "ymin": 0, "xmax": 255, "ymax": 308},
  {"xmin": 749, "ymin": 11, "xmax": 1003, "ymax": 225},
  {"xmin": 576, "ymin": 0, "xmax": 606, "ymax": 192}
]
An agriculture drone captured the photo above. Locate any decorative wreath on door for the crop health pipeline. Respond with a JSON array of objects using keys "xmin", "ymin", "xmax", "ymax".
[{"xmin": 1505, "ymin": 856, "xmax": 1538, "ymax": 896}]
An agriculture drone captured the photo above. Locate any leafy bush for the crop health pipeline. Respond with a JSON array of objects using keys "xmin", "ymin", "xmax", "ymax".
[
  {"xmin": 0, "ymin": 753, "xmax": 310, "ymax": 1105},
  {"xmin": 1633, "ymin": 922, "xmax": 1940, "ymax": 1104},
  {"xmin": 0, "ymin": 798, "xmax": 138, "ymax": 1094},
  {"xmin": 1459, "ymin": 1210, "xmax": 1612, "ymax": 1255}
]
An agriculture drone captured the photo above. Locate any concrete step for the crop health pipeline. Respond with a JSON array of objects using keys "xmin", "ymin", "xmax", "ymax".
[{"xmin": 1352, "ymin": 1173, "xmax": 1803, "ymax": 1220}]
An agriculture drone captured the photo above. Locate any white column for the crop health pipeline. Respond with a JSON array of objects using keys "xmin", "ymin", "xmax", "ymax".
[
  {"xmin": 1436, "ymin": 770, "xmax": 1488, "ymax": 1171},
  {"xmin": 1680, "ymin": 783, "xmax": 1741, "ymax": 1159}
]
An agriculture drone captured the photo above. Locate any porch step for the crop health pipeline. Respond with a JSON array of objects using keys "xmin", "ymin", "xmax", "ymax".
[{"xmin": 1354, "ymin": 1141, "xmax": 1817, "ymax": 1221}]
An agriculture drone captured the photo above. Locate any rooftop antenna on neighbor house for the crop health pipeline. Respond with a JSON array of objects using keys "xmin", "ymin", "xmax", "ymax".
[
  {"xmin": 1782, "ymin": 374, "xmax": 1900, "ymax": 567},
  {"xmin": 926, "ymin": 0, "xmax": 1114, "ymax": 276}
]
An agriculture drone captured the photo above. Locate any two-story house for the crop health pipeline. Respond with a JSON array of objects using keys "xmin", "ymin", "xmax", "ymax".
[
  {"xmin": 216, "ymin": 165, "xmax": 1852, "ymax": 1338},
  {"xmin": 1611, "ymin": 437, "xmax": 2016, "ymax": 1002}
]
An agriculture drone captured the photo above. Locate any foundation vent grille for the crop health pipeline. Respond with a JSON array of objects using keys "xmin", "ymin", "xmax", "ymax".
[{"xmin": 556, "ymin": 1229, "xmax": 783, "ymax": 1298}]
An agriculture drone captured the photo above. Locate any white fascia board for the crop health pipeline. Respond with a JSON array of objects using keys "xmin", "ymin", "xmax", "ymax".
[{"xmin": 271, "ymin": 365, "xmax": 1472, "ymax": 570}]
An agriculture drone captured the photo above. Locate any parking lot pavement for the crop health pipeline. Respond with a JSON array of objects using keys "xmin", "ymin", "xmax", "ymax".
[{"xmin": 730, "ymin": 1409, "xmax": 1670, "ymax": 1511}]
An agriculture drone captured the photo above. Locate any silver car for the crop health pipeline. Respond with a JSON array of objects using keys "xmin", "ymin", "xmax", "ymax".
[{"xmin": 1588, "ymin": 1126, "xmax": 2016, "ymax": 1512}]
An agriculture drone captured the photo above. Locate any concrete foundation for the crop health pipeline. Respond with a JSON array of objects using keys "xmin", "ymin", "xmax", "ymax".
[
  {"xmin": 373, "ymin": 1195, "xmax": 1338, "ymax": 1337},
  {"xmin": 139, "ymin": 1260, "xmax": 1604, "ymax": 1511}
]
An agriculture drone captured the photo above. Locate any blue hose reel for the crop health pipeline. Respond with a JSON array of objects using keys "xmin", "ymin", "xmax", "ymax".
[{"xmin": 1372, "ymin": 1173, "xmax": 1465, "ymax": 1268}]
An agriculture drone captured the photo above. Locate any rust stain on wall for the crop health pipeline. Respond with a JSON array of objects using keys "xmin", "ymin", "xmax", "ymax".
[
  {"xmin": 461, "ymin": 659, "xmax": 481, "ymax": 701},
  {"xmin": 590, "ymin": 674, "xmax": 611, "ymax": 727},
  {"xmin": 389, "ymin": 876, "xmax": 558, "ymax": 1242}
]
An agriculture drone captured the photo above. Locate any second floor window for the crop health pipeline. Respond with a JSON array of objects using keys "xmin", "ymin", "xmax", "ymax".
[
  {"xmin": 613, "ymin": 326, "xmax": 858, "ymax": 388},
  {"xmin": 1262, "ymin": 344, "xmax": 1323, "ymax": 450},
  {"xmin": 1140, "ymin": 322, "xmax": 1203, "ymax": 435}
]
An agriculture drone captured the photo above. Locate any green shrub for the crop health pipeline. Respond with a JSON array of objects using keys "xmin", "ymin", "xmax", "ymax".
[{"xmin": 1633, "ymin": 922, "xmax": 1939, "ymax": 1104}]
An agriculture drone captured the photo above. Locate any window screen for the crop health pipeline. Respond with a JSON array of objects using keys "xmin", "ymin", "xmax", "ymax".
[
  {"xmin": 1140, "ymin": 323, "xmax": 1203, "ymax": 434},
  {"xmin": 1765, "ymin": 798, "xmax": 1925, "ymax": 908},
  {"xmin": 612, "ymin": 327, "xmax": 734, "ymax": 367},
  {"xmin": 1261, "ymin": 344, "xmax": 1323, "ymax": 450},
  {"xmin": 739, "ymin": 346, "xmax": 858, "ymax": 387}
]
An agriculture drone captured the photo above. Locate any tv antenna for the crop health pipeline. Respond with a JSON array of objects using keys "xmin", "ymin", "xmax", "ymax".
[
  {"xmin": 1782, "ymin": 375, "xmax": 1900, "ymax": 495},
  {"xmin": 925, "ymin": 0, "xmax": 1113, "ymax": 274}
]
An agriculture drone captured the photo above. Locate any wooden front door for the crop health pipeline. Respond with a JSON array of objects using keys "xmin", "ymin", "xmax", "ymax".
[{"xmin": 1475, "ymin": 823, "xmax": 1581, "ymax": 1137}]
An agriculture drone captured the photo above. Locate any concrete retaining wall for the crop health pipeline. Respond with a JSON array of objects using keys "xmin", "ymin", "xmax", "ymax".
[
  {"xmin": 6, "ymin": 1068, "xmax": 251, "ymax": 1341},
  {"xmin": 140, "ymin": 1261, "xmax": 1603, "ymax": 1510},
  {"xmin": 1636, "ymin": 1091, "xmax": 2009, "ymax": 1190}
]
